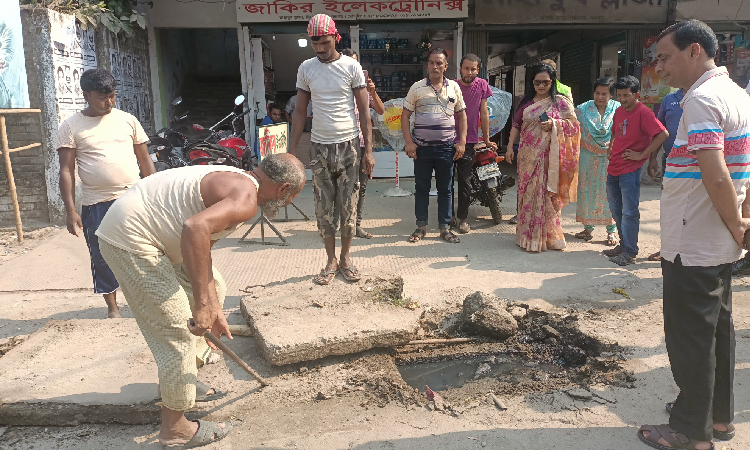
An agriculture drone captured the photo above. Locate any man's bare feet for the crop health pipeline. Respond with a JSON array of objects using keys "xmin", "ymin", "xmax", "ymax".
[{"xmin": 104, "ymin": 292, "xmax": 121, "ymax": 318}]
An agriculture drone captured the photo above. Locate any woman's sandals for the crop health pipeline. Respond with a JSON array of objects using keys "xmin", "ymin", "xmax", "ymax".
[{"xmin": 574, "ymin": 229, "xmax": 594, "ymax": 241}]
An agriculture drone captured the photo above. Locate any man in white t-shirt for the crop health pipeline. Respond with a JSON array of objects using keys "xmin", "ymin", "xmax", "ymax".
[
  {"xmin": 56, "ymin": 68, "xmax": 156, "ymax": 318},
  {"xmin": 289, "ymin": 14, "xmax": 374, "ymax": 285}
]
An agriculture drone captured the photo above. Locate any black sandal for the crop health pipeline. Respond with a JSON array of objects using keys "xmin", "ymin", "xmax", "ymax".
[
  {"xmin": 665, "ymin": 402, "xmax": 735, "ymax": 440},
  {"xmin": 409, "ymin": 228, "xmax": 426, "ymax": 243},
  {"xmin": 440, "ymin": 229, "xmax": 460, "ymax": 243}
]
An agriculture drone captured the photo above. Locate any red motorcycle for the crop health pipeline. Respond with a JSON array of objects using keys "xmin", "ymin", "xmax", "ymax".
[
  {"xmin": 469, "ymin": 142, "xmax": 516, "ymax": 224},
  {"xmin": 187, "ymin": 94, "xmax": 253, "ymax": 169}
]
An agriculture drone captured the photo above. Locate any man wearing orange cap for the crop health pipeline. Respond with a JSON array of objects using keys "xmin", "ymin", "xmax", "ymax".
[{"xmin": 289, "ymin": 14, "xmax": 375, "ymax": 285}]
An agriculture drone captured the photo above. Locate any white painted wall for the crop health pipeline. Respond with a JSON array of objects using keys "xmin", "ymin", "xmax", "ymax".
[{"xmin": 147, "ymin": 0, "xmax": 238, "ymax": 28}]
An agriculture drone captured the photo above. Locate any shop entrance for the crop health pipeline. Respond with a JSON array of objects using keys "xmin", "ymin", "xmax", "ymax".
[{"xmin": 157, "ymin": 28, "xmax": 242, "ymax": 135}]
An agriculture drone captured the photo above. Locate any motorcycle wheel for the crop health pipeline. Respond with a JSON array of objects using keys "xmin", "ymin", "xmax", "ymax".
[{"xmin": 487, "ymin": 186, "xmax": 503, "ymax": 224}]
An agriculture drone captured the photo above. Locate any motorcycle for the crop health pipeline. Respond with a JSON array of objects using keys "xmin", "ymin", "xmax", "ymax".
[
  {"xmin": 148, "ymin": 96, "xmax": 191, "ymax": 171},
  {"xmin": 187, "ymin": 94, "xmax": 253, "ymax": 169},
  {"xmin": 468, "ymin": 143, "xmax": 516, "ymax": 224}
]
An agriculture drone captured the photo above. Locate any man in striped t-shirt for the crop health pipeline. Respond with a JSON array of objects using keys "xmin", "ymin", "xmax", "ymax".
[
  {"xmin": 402, "ymin": 48, "xmax": 467, "ymax": 244},
  {"xmin": 638, "ymin": 20, "xmax": 750, "ymax": 450}
]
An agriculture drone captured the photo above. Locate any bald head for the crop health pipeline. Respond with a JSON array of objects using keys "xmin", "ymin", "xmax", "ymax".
[{"xmin": 260, "ymin": 153, "xmax": 306, "ymax": 194}]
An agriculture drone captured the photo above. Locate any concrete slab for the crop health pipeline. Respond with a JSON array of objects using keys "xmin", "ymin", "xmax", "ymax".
[
  {"xmin": 0, "ymin": 319, "xmax": 160, "ymax": 425},
  {"xmin": 241, "ymin": 276, "xmax": 421, "ymax": 366}
]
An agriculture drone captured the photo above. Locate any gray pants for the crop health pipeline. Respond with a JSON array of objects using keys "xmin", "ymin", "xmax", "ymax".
[{"xmin": 310, "ymin": 138, "xmax": 361, "ymax": 239}]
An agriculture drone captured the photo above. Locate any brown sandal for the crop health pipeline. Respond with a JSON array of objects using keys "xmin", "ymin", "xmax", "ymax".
[
  {"xmin": 638, "ymin": 424, "xmax": 714, "ymax": 450},
  {"xmin": 574, "ymin": 229, "xmax": 593, "ymax": 241},
  {"xmin": 314, "ymin": 268, "xmax": 337, "ymax": 285},
  {"xmin": 665, "ymin": 403, "xmax": 735, "ymax": 440},
  {"xmin": 440, "ymin": 229, "xmax": 460, "ymax": 244},
  {"xmin": 649, "ymin": 252, "xmax": 662, "ymax": 261},
  {"xmin": 409, "ymin": 228, "xmax": 426, "ymax": 243}
]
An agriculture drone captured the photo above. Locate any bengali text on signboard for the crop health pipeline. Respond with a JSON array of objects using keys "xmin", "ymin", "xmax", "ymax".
[
  {"xmin": 237, "ymin": 0, "xmax": 467, "ymax": 22},
  {"xmin": 475, "ymin": 0, "xmax": 667, "ymax": 25}
]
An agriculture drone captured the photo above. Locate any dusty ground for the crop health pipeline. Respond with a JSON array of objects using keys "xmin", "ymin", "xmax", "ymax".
[
  {"xmin": 0, "ymin": 226, "xmax": 60, "ymax": 262},
  {"xmin": 1, "ymin": 176, "xmax": 749, "ymax": 449}
]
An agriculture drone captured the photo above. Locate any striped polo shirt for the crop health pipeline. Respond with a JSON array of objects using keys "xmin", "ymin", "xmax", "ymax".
[
  {"xmin": 404, "ymin": 76, "xmax": 466, "ymax": 146},
  {"xmin": 661, "ymin": 66, "xmax": 750, "ymax": 266}
]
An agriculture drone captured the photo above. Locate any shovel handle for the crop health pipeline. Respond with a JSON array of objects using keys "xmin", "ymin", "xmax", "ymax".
[{"xmin": 201, "ymin": 327, "xmax": 270, "ymax": 387}]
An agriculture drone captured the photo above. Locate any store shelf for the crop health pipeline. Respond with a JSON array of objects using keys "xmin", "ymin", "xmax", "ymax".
[
  {"xmin": 360, "ymin": 48, "xmax": 418, "ymax": 52},
  {"xmin": 362, "ymin": 63, "xmax": 423, "ymax": 66}
]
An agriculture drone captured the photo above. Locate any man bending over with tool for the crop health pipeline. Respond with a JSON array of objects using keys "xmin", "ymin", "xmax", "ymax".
[{"xmin": 96, "ymin": 154, "xmax": 305, "ymax": 448}]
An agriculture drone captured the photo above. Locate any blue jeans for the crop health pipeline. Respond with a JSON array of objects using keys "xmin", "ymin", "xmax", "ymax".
[
  {"xmin": 414, "ymin": 144, "xmax": 455, "ymax": 229},
  {"xmin": 81, "ymin": 199, "xmax": 120, "ymax": 294},
  {"xmin": 606, "ymin": 167, "xmax": 642, "ymax": 257}
]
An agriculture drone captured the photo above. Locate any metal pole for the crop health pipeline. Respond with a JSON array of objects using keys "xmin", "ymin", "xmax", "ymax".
[{"xmin": 0, "ymin": 116, "xmax": 23, "ymax": 243}]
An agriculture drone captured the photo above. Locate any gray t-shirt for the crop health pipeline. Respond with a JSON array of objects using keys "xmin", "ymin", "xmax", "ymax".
[{"xmin": 296, "ymin": 55, "xmax": 366, "ymax": 144}]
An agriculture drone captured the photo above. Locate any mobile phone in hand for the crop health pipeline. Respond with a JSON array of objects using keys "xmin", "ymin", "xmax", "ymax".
[
  {"xmin": 539, "ymin": 112, "xmax": 549, "ymax": 122},
  {"xmin": 363, "ymin": 69, "xmax": 369, "ymax": 80}
]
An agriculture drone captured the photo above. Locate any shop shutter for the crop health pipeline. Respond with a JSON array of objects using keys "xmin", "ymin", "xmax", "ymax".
[
  {"xmin": 464, "ymin": 30, "xmax": 489, "ymax": 79},
  {"xmin": 560, "ymin": 40, "xmax": 595, "ymax": 104}
]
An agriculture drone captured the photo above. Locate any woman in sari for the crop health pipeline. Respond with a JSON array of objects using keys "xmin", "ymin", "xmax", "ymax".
[
  {"xmin": 506, "ymin": 64, "xmax": 580, "ymax": 252},
  {"xmin": 573, "ymin": 77, "xmax": 620, "ymax": 246}
]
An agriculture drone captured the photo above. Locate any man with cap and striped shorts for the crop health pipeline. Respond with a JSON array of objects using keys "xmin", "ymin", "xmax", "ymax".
[{"xmin": 289, "ymin": 14, "xmax": 375, "ymax": 286}]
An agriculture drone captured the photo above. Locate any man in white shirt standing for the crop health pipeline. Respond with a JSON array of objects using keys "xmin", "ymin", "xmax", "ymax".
[
  {"xmin": 289, "ymin": 14, "xmax": 374, "ymax": 285},
  {"xmin": 638, "ymin": 20, "xmax": 750, "ymax": 450},
  {"xmin": 57, "ymin": 68, "xmax": 155, "ymax": 318}
]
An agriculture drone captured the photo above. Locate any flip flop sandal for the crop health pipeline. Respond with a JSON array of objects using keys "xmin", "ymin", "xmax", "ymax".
[
  {"xmin": 314, "ymin": 268, "xmax": 337, "ymax": 285},
  {"xmin": 665, "ymin": 403, "xmax": 735, "ymax": 440},
  {"xmin": 638, "ymin": 424, "xmax": 714, "ymax": 450},
  {"xmin": 440, "ymin": 230, "xmax": 460, "ymax": 244},
  {"xmin": 574, "ymin": 230, "xmax": 593, "ymax": 241},
  {"xmin": 648, "ymin": 252, "xmax": 662, "ymax": 261},
  {"xmin": 409, "ymin": 228, "xmax": 426, "ymax": 243},
  {"xmin": 356, "ymin": 226, "xmax": 373, "ymax": 239},
  {"xmin": 339, "ymin": 266, "xmax": 361, "ymax": 282},
  {"xmin": 163, "ymin": 420, "xmax": 233, "ymax": 449},
  {"xmin": 508, "ymin": 215, "xmax": 518, "ymax": 225},
  {"xmin": 606, "ymin": 233, "xmax": 618, "ymax": 246}
]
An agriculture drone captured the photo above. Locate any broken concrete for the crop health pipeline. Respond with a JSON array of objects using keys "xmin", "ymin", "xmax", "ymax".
[
  {"xmin": 0, "ymin": 319, "xmax": 160, "ymax": 425},
  {"xmin": 461, "ymin": 292, "xmax": 518, "ymax": 340},
  {"xmin": 241, "ymin": 276, "xmax": 420, "ymax": 366}
]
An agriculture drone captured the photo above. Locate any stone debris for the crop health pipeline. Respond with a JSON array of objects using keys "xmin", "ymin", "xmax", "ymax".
[
  {"xmin": 474, "ymin": 363, "xmax": 491, "ymax": 379},
  {"xmin": 566, "ymin": 388, "xmax": 593, "ymax": 401},
  {"xmin": 462, "ymin": 292, "xmax": 518, "ymax": 340}
]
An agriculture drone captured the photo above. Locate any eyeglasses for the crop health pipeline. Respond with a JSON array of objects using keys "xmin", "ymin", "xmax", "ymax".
[{"xmin": 533, "ymin": 80, "xmax": 551, "ymax": 87}]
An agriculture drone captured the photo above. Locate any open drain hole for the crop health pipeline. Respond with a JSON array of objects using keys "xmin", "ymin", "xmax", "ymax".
[{"xmin": 398, "ymin": 355, "xmax": 563, "ymax": 392}]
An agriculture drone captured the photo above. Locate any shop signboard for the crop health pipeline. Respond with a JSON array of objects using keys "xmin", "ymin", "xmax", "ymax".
[
  {"xmin": 237, "ymin": 0, "xmax": 468, "ymax": 22},
  {"xmin": 677, "ymin": 0, "xmax": 750, "ymax": 22},
  {"xmin": 475, "ymin": 0, "xmax": 667, "ymax": 25}
]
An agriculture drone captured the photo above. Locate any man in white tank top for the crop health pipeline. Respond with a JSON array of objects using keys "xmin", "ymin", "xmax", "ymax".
[{"xmin": 96, "ymin": 154, "xmax": 305, "ymax": 447}]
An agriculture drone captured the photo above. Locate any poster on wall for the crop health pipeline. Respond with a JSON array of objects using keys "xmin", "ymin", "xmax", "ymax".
[
  {"xmin": 50, "ymin": 11, "xmax": 97, "ymax": 122},
  {"xmin": 0, "ymin": 0, "xmax": 30, "ymax": 108},
  {"xmin": 110, "ymin": 49, "xmax": 152, "ymax": 130},
  {"xmin": 257, "ymin": 123, "xmax": 288, "ymax": 161}
]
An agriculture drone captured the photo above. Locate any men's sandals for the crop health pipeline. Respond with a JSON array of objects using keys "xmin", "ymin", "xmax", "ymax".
[
  {"xmin": 664, "ymin": 402, "xmax": 735, "ymax": 440},
  {"xmin": 163, "ymin": 420, "xmax": 232, "ymax": 449}
]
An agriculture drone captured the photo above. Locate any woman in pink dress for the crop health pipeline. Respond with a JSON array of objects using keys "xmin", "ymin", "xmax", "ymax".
[{"xmin": 506, "ymin": 64, "xmax": 581, "ymax": 252}]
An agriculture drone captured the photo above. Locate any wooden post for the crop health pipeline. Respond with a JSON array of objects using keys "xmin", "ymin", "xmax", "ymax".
[
  {"xmin": 0, "ymin": 109, "xmax": 43, "ymax": 244},
  {"xmin": 0, "ymin": 116, "xmax": 23, "ymax": 243}
]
